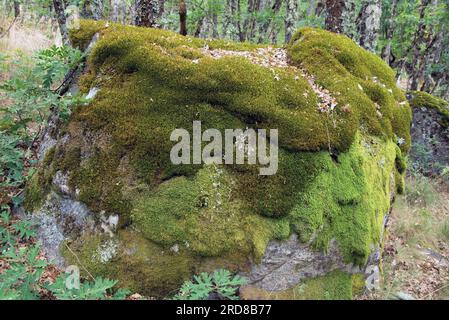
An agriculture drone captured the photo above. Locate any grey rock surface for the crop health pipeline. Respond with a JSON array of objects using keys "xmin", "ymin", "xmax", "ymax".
[{"xmin": 242, "ymin": 234, "xmax": 360, "ymax": 291}]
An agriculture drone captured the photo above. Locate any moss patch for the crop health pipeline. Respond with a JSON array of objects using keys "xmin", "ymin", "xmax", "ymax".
[
  {"xmin": 287, "ymin": 27, "xmax": 412, "ymax": 153},
  {"xmin": 241, "ymin": 270, "xmax": 354, "ymax": 300},
  {"xmin": 408, "ymin": 91, "xmax": 449, "ymax": 128}
]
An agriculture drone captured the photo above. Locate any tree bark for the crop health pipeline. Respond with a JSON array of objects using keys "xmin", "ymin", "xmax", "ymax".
[
  {"xmin": 111, "ymin": 0, "xmax": 120, "ymax": 22},
  {"xmin": 267, "ymin": 0, "xmax": 283, "ymax": 44},
  {"xmin": 408, "ymin": 0, "xmax": 432, "ymax": 90},
  {"xmin": 357, "ymin": 0, "xmax": 382, "ymax": 52},
  {"xmin": 243, "ymin": 0, "xmax": 262, "ymax": 41},
  {"xmin": 92, "ymin": 0, "xmax": 103, "ymax": 20},
  {"xmin": 222, "ymin": 0, "xmax": 241, "ymax": 41},
  {"xmin": 211, "ymin": 12, "xmax": 219, "ymax": 38},
  {"xmin": 157, "ymin": 0, "xmax": 165, "ymax": 20},
  {"xmin": 324, "ymin": 0, "xmax": 345, "ymax": 33},
  {"xmin": 135, "ymin": 0, "xmax": 157, "ymax": 27},
  {"xmin": 315, "ymin": 0, "xmax": 325, "ymax": 17},
  {"xmin": 381, "ymin": 0, "xmax": 398, "ymax": 64},
  {"xmin": 52, "ymin": 0, "xmax": 71, "ymax": 46},
  {"xmin": 179, "ymin": 0, "xmax": 187, "ymax": 35},
  {"xmin": 14, "ymin": 0, "xmax": 20, "ymax": 18},
  {"xmin": 284, "ymin": 0, "xmax": 297, "ymax": 43},
  {"xmin": 80, "ymin": 0, "xmax": 93, "ymax": 19}
]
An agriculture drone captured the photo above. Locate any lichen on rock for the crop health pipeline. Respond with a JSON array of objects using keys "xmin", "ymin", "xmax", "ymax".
[{"xmin": 25, "ymin": 20, "xmax": 412, "ymax": 298}]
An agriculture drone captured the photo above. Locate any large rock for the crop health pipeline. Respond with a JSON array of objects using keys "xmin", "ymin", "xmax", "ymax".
[
  {"xmin": 24, "ymin": 20, "xmax": 411, "ymax": 299},
  {"xmin": 408, "ymin": 91, "xmax": 449, "ymax": 175}
]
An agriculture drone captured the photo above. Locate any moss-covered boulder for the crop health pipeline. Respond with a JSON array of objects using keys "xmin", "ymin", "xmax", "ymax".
[
  {"xmin": 25, "ymin": 20, "xmax": 411, "ymax": 299},
  {"xmin": 407, "ymin": 91, "xmax": 449, "ymax": 175}
]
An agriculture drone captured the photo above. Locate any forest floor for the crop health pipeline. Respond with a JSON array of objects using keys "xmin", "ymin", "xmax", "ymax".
[{"xmin": 359, "ymin": 176, "xmax": 449, "ymax": 300}]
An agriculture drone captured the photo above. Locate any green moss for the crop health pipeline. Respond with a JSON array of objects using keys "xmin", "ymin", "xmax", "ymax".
[
  {"xmin": 289, "ymin": 134, "xmax": 398, "ymax": 265},
  {"xmin": 287, "ymin": 27, "xmax": 412, "ymax": 153},
  {"xmin": 408, "ymin": 91, "xmax": 449, "ymax": 128},
  {"xmin": 351, "ymin": 273, "xmax": 366, "ymax": 296},
  {"xmin": 132, "ymin": 164, "xmax": 287, "ymax": 259},
  {"xmin": 62, "ymin": 229, "xmax": 193, "ymax": 297},
  {"xmin": 62, "ymin": 228, "xmax": 255, "ymax": 297},
  {"xmin": 241, "ymin": 270, "xmax": 355, "ymax": 300},
  {"xmin": 69, "ymin": 20, "xmax": 108, "ymax": 50},
  {"xmin": 23, "ymin": 146, "xmax": 57, "ymax": 211}
]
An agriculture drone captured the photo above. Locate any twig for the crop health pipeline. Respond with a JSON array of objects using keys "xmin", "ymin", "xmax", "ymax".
[
  {"xmin": 64, "ymin": 242, "xmax": 96, "ymax": 282},
  {"xmin": 421, "ymin": 282, "xmax": 449, "ymax": 300},
  {"xmin": 0, "ymin": 17, "xmax": 17, "ymax": 39}
]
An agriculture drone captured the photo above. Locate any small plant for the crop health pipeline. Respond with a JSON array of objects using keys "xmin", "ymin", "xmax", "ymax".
[
  {"xmin": 0, "ymin": 206, "xmax": 128, "ymax": 300},
  {"xmin": 441, "ymin": 167, "xmax": 449, "ymax": 183},
  {"xmin": 441, "ymin": 221, "xmax": 449, "ymax": 242},
  {"xmin": 174, "ymin": 269, "xmax": 247, "ymax": 300},
  {"xmin": 45, "ymin": 275, "xmax": 130, "ymax": 300},
  {"xmin": 405, "ymin": 174, "xmax": 439, "ymax": 207},
  {"xmin": 0, "ymin": 45, "xmax": 86, "ymax": 193}
]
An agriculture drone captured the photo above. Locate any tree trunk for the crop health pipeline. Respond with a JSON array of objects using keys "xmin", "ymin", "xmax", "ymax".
[
  {"xmin": 111, "ymin": 0, "xmax": 120, "ymax": 22},
  {"xmin": 135, "ymin": 0, "xmax": 157, "ymax": 27},
  {"xmin": 14, "ymin": 0, "xmax": 20, "ymax": 18},
  {"xmin": 211, "ymin": 12, "xmax": 219, "ymax": 38},
  {"xmin": 315, "ymin": 0, "xmax": 325, "ymax": 17},
  {"xmin": 243, "ymin": 0, "xmax": 261, "ymax": 41},
  {"xmin": 408, "ymin": 0, "xmax": 432, "ymax": 90},
  {"xmin": 92, "ymin": 0, "xmax": 103, "ymax": 20},
  {"xmin": 307, "ymin": 0, "xmax": 317, "ymax": 16},
  {"xmin": 179, "ymin": 0, "xmax": 187, "ymax": 35},
  {"xmin": 357, "ymin": 0, "xmax": 382, "ymax": 52},
  {"xmin": 381, "ymin": 0, "xmax": 398, "ymax": 64},
  {"xmin": 284, "ymin": 0, "xmax": 297, "ymax": 43},
  {"xmin": 52, "ymin": 0, "xmax": 71, "ymax": 46},
  {"xmin": 222, "ymin": 0, "xmax": 241, "ymax": 41},
  {"xmin": 157, "ymin": 0, "xmax": 165, "ymax": 20},
  {"xmin": 324, "ymin": 0, "xmax": 345, "ymax": 33},
  {"xmin": 267, "ymin": 0, "xmax": 282, "ymax": 44},
  {"xmin": 194, "ymin": 16, "xmax": 205, "ymax": 37},
  {"xmin": 80, "ymin": 0, "xmax": 93, "ymax": 19},
  {"xmin": 237, "ymin": 0, "xmax": 245, "ymax": 41}
]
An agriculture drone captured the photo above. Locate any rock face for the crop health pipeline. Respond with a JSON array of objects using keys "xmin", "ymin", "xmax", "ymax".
[
  {"xmin": 408, "ymin": 91, "xmax": 449, "ymax": 175},
  {"xmin": 25, "ymin": 20, "xmax": 411, "ymax": 299}
]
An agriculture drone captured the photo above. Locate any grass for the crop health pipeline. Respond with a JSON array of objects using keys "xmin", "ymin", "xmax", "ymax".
[
  {"xmin": 0, "ymin": 19, "xmax": 55, "ymax": 54},
  {"xmin": 360, "ymin": 175, "xmax": 449, "ymax": 300}
]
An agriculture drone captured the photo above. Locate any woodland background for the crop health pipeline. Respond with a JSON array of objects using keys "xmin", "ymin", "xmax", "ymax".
[{"xmin": 1, "ymin": 0, "xmax": 449, "ymax": 100}]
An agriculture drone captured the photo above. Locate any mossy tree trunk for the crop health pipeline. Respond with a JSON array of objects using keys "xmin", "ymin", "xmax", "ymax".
[
  {"xmin": 211, "ymin": 11, "xmax": 219, "ymax": 38},
  {"xmin": 356, "ymin": 0, "xmax": 382, "ymax": 53},
  {"xmin": 52, "ymin": 0, "xmax": 71, "ymax": 46}
]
